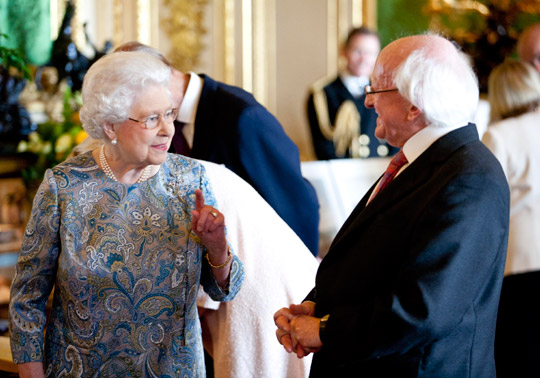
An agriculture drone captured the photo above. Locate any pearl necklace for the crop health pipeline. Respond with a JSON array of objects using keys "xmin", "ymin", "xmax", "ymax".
[{"xmin": 99, "ymin": 144, "xmax": 152, "ymax": 184}]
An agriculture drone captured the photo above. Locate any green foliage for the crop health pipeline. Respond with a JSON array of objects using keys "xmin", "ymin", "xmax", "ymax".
[
  {"xmin": 17, "ymin": 87, "xmax": 87, "ymax": 187},
  {"xmin": 0, "ymin": 33, "xmax": 32, "ymax": 80}
]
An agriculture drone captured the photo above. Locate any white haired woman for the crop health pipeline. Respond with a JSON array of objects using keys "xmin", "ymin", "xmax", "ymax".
[{"xmin": 9, "ymin": 51, "xmax": 244, "ymax": 377}]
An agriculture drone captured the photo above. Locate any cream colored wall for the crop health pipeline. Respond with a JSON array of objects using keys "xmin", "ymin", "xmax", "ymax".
[
  {"xmin": 275, "ymin": 0, "xmax": 328, "ymax": 160},
  {"xmin": 70, "ymin": 0, "xmax": 376, "ymax": 161}
]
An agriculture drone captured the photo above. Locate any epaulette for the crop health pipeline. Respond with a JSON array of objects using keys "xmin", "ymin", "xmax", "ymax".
[{"xmin": 309, "ymin": 76, "xmax": 361, "ymax": 157}]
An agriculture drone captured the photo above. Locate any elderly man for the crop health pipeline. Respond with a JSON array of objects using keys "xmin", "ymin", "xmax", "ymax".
[
  {"xmin": 517, "ymin": 22, "xmax": 540, "ymax": 74},
  {"xmin": 306, "ymin": 27, "xmax": 398, "ymax": 159},
  {"xmin": 274, "ymin": 34, "xmax": 510, "ymax": 377}
]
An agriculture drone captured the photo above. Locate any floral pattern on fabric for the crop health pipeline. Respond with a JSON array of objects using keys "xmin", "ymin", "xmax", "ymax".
[{"xmin": 9, "ymin": 152, "xmax": 244, "ymax": 377}]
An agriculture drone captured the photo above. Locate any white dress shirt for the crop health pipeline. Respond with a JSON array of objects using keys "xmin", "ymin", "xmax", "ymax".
[{"xmin": 176, "ymin": 72, "xmax": 204, "ymax": 148}]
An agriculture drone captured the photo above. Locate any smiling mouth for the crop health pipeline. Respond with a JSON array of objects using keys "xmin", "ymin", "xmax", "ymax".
[{"xmin": 152, "ymin": 144, "xmax": 168, "ymax": 150}]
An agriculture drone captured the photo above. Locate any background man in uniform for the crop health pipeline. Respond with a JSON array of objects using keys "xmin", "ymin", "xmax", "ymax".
[{"xmin": 306, "ymin": 27, "xmax": 398, "ymax": 160}]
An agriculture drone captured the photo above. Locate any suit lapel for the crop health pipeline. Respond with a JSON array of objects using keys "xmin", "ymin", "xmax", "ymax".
[{"xmin": 324, "ymin": 124, "xmax": 480, "ymax": 260}]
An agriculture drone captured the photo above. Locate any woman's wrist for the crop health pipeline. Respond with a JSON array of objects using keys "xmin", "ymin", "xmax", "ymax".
[{"xmin": 205, "ymin": 246, "xmax": 232, "ymax": 269}]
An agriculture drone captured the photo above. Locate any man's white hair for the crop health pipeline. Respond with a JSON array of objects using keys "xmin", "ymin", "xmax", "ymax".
[{"xmin": 393, "ymin": 45, "xmax": 479, "ymax": 128}]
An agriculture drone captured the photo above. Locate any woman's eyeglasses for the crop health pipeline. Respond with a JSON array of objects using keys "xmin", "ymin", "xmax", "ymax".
[{"xmin": 128, "ymin": 108, "xmax": 179, "ymax": 129}]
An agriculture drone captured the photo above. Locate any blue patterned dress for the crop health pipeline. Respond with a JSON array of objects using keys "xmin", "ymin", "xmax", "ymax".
[{"xmin": 9, "ymin": 152, "xmax": 244, "ymax": 377}]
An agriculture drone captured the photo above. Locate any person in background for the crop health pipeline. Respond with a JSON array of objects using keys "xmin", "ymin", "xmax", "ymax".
[
  {"xmin": 483, "ymin": 59, "xmax": 540, "ymax": 275},
  {"xmin": 9, "ymin": 51, "xmax": 244, "ymax": 377},
  {"xmin": 115, "ymin": 42, "xmax": 320, "ymax": 256},
  {"xmin": 517, "ymin": 22, "xmax": 540, "ymax": 74},
  {"xmin": 482, "ymin": 59, "xmax": 540, "ymax": 378},
  {"xmin": 275, "ymin": 34, "xmax": 509, "ymax": 377},
  {"xmin": 306, "ymin": 27, "xmax": 398, "ymax": 160},
  {"xmin": 474, "ymin": 21, "xmax": 540, "ymax": 139}
]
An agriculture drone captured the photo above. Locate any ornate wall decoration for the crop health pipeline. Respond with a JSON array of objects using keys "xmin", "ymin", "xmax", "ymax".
[
  {"xmin": 113, "ymin": 0, "xmax": 125, "ymax": 48},
  {"xmin": 223, "ymin": 0, "xmax": 236, "ymax": 84},
  {"xmin": 161, "ymin": 0, "xmax": 208, "ymax": 72}
]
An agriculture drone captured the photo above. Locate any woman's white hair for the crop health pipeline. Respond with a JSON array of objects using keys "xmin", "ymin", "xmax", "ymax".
[
  {"xmin": 79, "ymin": 51, "xmax": 171, "ymax": 140},
  {"xmin": 393, "ymin": 43, "xmax": 479, "ymax": 128}
]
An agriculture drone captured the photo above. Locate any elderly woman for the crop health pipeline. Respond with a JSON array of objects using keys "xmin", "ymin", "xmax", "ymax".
[{"xmin": 9, "ymin": 51, "xmax": 244, "ymax": 377}]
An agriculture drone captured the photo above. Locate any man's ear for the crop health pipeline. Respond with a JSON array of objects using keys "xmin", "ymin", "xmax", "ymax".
[
  {"xmin": 102, "ymin": 122, "xmax": 117, "ymax": 141},
  {"xmin": 407, "ymin": 105, "xmax": 422, "ymax": 121}
]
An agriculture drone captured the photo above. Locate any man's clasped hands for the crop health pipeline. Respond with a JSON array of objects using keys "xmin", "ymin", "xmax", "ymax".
[{"xmin": 273, "ymin": 301, "xmax": 324, "ymax": 358}]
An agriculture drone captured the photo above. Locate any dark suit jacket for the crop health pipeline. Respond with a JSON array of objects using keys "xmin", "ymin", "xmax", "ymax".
[
  {"xmin": 495, "ymin": 270, "xmax": 540, "ymax": 378},
  {"xmin": 306, "ymin": 77, "xmax": 398, "ymax": 160},
  {"xmin": 180, "ymin": 74, "xmax": 320, "ymax": 255},
  {"xmin": 306, "ymin": 124, "xmax": 510, "ymax": 377}
]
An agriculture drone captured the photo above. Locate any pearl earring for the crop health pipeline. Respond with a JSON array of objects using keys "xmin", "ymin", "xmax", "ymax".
[{"xmin": 111, "ymin": 139, "xmax": 118, "ymax": 145}]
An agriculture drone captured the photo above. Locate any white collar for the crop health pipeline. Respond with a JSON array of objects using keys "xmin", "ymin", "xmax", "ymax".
[
  {"xmin": 368, "ymin": 122, "xmax": 466, "ymax": 204},
  {"xmin": 340, "ymin": 72, "xmax": 369, "ymax": 97},
  {"xmin": 403, "ymin": 123, "xmax": 467, "ymax": 164},
  {"xmin": 177, "ymin": 72, "xmax": 204, "ymax": 125}
]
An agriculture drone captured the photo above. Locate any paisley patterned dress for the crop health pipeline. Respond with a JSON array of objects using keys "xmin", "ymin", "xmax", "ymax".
[{"xmin": 9, "ymin": 152, "xmax": 244, "ymax": 377}]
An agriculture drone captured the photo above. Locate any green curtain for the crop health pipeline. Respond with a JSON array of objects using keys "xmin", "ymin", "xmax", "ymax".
[
  {"xmin": 0, "ymin": 0, "xmax": 51, "ymax": 65},
  {"xmin": 377, "ymin": 0, "xmax": 431, "ymax": 47}
]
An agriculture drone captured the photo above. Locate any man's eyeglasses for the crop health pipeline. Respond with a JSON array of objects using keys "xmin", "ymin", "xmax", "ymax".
[
  {"xmin": 128, "ymin": 108, "xmax": 179, "ymax": 129},
  {"xmin": 364, "ymin": 85, "xmax": 399, "ymax": 95}
]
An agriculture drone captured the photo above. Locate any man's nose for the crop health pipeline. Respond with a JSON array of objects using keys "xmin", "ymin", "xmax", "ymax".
[{"xmin": 364, "ymin": 94, "xmax": 374, "ymax": 108}]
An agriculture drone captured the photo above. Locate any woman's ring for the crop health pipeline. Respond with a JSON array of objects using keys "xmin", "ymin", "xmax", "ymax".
[{"xmin": 210, "ymin": 212, "xmax": 218, "ymax": 219}]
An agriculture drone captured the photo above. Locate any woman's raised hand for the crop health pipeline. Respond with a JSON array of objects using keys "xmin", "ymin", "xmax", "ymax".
[{"xmin": 191, "ymin": 189, "xmax": 228, "ymax": 261}]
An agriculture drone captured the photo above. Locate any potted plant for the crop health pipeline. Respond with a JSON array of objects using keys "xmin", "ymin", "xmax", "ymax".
[{"xmin": 0, "ymin": 33, "xmax": 36, "ymax": 154}]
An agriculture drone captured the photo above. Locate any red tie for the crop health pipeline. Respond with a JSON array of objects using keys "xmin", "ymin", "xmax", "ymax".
[
  {"xmin": 172, "ymin": 120, "xmax": 191, "ymax": 156},
  {"xmin": 370, "ymin": 150, "xmax": 408, "ymax": 201}
]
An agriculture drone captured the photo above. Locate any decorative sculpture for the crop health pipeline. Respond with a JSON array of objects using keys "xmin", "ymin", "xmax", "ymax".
[{"xmin": 46, "ymin": 0, "xmax": 111, "ymax": 92}]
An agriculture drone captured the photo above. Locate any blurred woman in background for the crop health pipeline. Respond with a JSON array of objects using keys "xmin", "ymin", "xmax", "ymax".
[
  {"xmin": 483, "ymin": 59, "xmax": 540, "ymax": 276},
  {"xmin": 482, "ymin": 58, "xmax": 540, "ymax": 378}
]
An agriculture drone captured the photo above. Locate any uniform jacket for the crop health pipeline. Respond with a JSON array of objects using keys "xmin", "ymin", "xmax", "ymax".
[{"xmin": 307, "ymin": 76, "xmax": 398, "ymax": 160}]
